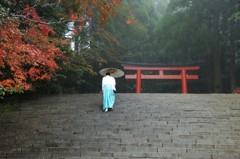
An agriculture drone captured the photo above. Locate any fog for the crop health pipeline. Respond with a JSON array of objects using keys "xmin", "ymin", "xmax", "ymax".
[{"xmin": 92, "ymin": 0, "xmax": 240, "ymax": 94}]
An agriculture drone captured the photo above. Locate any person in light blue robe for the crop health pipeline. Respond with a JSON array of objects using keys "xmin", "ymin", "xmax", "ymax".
[{"xmin": 102, "ymin": 72, "xmax": 116, "ymax": 112}]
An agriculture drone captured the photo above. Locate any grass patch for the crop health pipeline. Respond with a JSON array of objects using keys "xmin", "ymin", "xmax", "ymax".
[
  {"xmin": 0, "ymin": 103, "xmax": 20, "ymax": 113},
  {"xmin": 0, "ymin": 102, "xmax": 20, "ymax": 120}
]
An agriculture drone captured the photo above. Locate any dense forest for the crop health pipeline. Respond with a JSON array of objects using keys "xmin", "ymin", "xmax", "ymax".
[{"xmin": 1, "ymin": 0, "xmax": 240, "ymax": 98}]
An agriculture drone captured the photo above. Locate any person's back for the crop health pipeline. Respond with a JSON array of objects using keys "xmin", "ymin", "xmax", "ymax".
[
  {"xmin": 102, "ymin": 74, "xmax": 116, "ymax": 91},
  {"xmin": 102, "ymin": 72, "xmax": 116, "ymax": 112}
]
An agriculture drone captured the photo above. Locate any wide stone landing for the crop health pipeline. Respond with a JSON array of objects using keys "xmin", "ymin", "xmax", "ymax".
[{"xmin": 0, "ymin": 94, "xmax": 240, "ymax": 159}]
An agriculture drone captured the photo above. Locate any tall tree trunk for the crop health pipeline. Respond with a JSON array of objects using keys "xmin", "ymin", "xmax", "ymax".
[
  {"xmin": 74, "ymin": 22, "xmax": 80, "ymax": 54},
  {"xmin": 212, "ymin": 2, "xmax": 222, "ymax": 93},
  {"xmin": 213, "ymin": 49, "xmax": 222, "ymax": 93},
  {"xmin": 207, "ymin": 44, "xmax": 214, "ymax": 92},
  {"xmin": 74, "ymin": 35, "xmax": 79, "ymax": 52},
  {"xmin": 230, "ymin": 50, "xmax": 236, "ymax": 92}
]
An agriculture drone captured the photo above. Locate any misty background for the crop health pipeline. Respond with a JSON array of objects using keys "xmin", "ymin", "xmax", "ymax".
[
  {"xmin": 3, "ymin": 0, "xmax": 239, "ymax": 95},
  {"xmin": 57, "ymin": 0, "xmax": 239, "ymax": 94}
]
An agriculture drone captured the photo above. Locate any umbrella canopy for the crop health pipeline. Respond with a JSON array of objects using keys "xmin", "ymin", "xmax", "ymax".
[{"xmin": 99, "ymin": 68, "xmax": 124, "ymax": 78}]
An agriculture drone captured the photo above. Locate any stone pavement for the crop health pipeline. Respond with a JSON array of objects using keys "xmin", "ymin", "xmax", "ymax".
[{"xmin": 0, "ymin": 93, "xmax": 240, "ymax": 159}]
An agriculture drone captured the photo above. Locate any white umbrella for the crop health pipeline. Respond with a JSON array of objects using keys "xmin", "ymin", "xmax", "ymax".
[{"xmin": 99, "ymin": 68, "xmax": 124, "ymax": 78}]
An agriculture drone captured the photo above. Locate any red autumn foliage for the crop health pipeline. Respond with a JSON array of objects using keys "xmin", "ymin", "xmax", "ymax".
[
  {"xmin": 126, "ymin": 18, "xmax": 132, "ymax": 24},
  {"xmin": 0, "ymin": 6, "xmax": 67, "ymax": 93},
  {"xmin": 59, "ymin": 0, "xmax": 123, "ymax": 27},
  {"xmin": 70, "ymin": 13, "xmax": 79, "ymax": 21},
  {"xmin": 0, "ymin": 0, "xmax": 126, "ymax": 95}
]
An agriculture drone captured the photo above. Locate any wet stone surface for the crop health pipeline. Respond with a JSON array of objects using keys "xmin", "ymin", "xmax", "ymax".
[{"xmin": 0, "ymin": 93, "xmax": 240, "ymax": 159}]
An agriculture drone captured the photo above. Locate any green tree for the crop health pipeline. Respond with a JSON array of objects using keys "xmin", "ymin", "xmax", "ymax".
[
  {"xmin": 104, "ymin": 0, "xmax": 169, "ymax": 62},
  {"xmin": 155, "ymin": 0, "xmax": 240, "ymax": 93},
  {"xmin": 0, "ymin": 0, "xmax": 126, "ymax": 96}
]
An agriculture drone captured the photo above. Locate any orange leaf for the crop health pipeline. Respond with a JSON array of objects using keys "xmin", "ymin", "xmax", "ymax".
[
  {"xmin": 126, "ymin": 18, "xmax": 132, "ymax": 24},
  {"xmin": 70, "ymin": 13, "xmax": 78, "ymax": 21}
]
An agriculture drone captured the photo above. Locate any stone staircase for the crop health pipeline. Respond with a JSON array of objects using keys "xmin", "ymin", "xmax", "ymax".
[{"xmin": 0, "ymin": 93, "xmax": 240, "ymax": 159}]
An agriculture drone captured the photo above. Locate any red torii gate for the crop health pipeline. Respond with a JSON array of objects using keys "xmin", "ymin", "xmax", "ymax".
[{"xmin": 123, "ymin": 65, "xmax": 200, "ymax": 93}]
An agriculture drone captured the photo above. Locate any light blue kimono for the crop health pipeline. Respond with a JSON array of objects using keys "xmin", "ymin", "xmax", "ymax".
[{"xmin": 103, "ymin": 84, "xmax": 115, "ymax": 110}]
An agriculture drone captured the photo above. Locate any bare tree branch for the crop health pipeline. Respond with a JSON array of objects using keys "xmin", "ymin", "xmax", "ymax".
[{"xmin": 0, "ymin": 1, "xmax": 70, "ymax": 25}]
